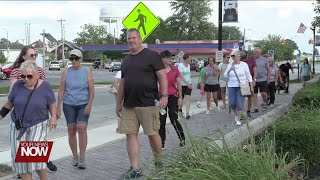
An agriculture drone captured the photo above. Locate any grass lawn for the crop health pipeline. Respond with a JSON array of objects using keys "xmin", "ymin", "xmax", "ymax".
[{"xmin": 0, "ymin": 163, "xmax": 12, "ymax": 178}]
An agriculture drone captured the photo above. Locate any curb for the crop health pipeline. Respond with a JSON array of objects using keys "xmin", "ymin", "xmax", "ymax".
[{"xmin": 214, "ymin": 102, "xmax": 290, "ymax": 149}]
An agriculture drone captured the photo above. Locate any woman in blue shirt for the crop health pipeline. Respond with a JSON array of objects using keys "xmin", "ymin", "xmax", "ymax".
[
  {"xmin": 300, "ymin": 58, "xmax": 312, "ymax": 87},
  {"xmin": 57, "ymin": 49, "xmax": 95, "ymax": 169}
]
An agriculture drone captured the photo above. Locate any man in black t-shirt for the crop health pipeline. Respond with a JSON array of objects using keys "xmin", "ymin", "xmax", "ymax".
[
  {"xmin": 116, "ymin": 28, "xmax": 168, "ymax": 179},
  {"xmin": 279, "ymin": 62, "xmax": 293, "ymax": 93}
]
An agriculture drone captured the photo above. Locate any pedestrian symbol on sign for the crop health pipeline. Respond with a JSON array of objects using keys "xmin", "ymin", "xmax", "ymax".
[
  {"xmin": 122, "ymin": 2, "xmax": 160, "ymax": 42},
  {"xmin": 134, "ymin": 9, "xmax": 147, "ymax": 35}
]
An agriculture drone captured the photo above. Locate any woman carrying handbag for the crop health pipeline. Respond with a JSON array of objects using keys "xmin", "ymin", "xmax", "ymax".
[{"xmin": 224, "ymin": 50, "xmax": 253, "ymax": 126}]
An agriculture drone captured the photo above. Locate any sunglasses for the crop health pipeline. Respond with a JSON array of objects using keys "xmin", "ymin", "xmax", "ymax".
[
  {"xmin": 69, "ymin": 56, "xmax": 80, "ymax": 61},
  {"xmin": 20, "ymin": 74, "xmax": 33, "ymax": 79},
  {"xmin": 231, "ymin": 55, "xmax": 236, "ymax": 57},
  {"xmin": 30, "ymin": 54, "xmax": 38, "ymax": 58}
]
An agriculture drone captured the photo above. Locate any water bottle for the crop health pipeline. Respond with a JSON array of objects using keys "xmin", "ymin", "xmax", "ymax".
[{"xmin": 155, "ymin": 100, "xmax": 166, "ymax": 115}]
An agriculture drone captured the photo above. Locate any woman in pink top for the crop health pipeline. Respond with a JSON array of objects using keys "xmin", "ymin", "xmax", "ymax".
[{"xmin": 158, "ymin": 50, "xmax": 185, "ymax": 149}]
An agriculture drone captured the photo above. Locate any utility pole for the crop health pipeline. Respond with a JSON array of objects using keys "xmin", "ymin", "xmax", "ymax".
[
  {"xmin": 311, "ymin": 26, "xmax": 316, "ymax": 74},
  {"xmin": 57, "ymin": 18, "xmax": 66, "ymax": 62},
  {"xmin": 42, "ymin": 29, "xmax": 46, "ymax": 72}
]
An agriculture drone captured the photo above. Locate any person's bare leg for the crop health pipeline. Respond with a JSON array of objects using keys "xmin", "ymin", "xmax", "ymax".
[
  {"xmin": 127, "ymin": 134, "xmax": 140, "ymax": 169},
  {"xmin": 247, "ymin": 96, "xmax": 252, "ymax": 111},
  {"xmin": 185, "ymin": 95, "xmax": 191, "ymax": 114},
  {"xmin": 148, "ymin": 134, "xmax": 162, "ymax": 161},
  {"xmin": 252, "ymin": 94, "xmax": 258, "ymax": 108},
  {"xmin": 221, "ymin": 87, "xmax": 226, "ymax": 108},
  {"xmin": 20, "ymin": 173, "xmax": 32, "ymax": 180},
  {"xmin": 36, "ymin": 169, "xmax": 48, "ymax": 180},
  {"xmin": 77, "ymin": 124, "xmax": 88, "ymax": 159},
  {"xmin": 206, "ymin": 92, "xmax": 211, "ymax": 111},
  {"xmin": 67, "ymin": 125, "xmax": 78, "ymax": 158},
  {"xmin": 261, "ymin": 92, "xmax": 268, "ymax": 106},
  {"xmin": 213, "ymin": 92, "xmax": 218, "ymax": 108}
]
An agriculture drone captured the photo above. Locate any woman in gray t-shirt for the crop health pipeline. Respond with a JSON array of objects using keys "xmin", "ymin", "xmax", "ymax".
[{"xmin": 204, "ymin": 56, "xmax": 221, "ymax": 114}]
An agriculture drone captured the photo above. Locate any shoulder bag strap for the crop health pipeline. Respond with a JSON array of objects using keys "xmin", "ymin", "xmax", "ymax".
[
  {"xmin": 232, "ymin": 67, "xmax": 241, "ymax": 84},
  {"xmin": 15, "ymin": 80, "xmax": 38, "ymax": 119}
]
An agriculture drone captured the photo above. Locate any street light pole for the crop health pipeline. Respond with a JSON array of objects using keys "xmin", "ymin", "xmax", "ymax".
[
  {"xmin": 218, "ymin": 0, "xmax": 222, "ymax": 51},
  {"xmin": 311, "ymin": 26, "xmax": 316, "ymax": 74}
]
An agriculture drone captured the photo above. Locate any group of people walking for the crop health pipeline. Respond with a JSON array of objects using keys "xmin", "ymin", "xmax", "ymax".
[
  {"xmin": 0, "ymin": 47, "xmax": 94, "ymax": 180},
  {"xmin": 0, "ymin": 27, "xmax": 313, "ymax": 180}
]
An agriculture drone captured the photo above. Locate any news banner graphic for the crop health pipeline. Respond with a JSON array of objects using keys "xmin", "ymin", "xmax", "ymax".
[{"xmin": 15, "ymin": 141, "xmax": 53, "ymax": 162}]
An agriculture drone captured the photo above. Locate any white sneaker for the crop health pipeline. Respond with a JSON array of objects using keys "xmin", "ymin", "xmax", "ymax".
[
  {"xmin": 270, "ymin": 104, "xmax": 274, "ymax": 108},
  {"xmin": 205, "ymin": 111, "xmax": 212, "ymax": 115},
  {"xmin": 236, "ymin": 121, "xmax": 242, "ymax": 126},
  {"xmin": 217, "ymin": 106, "xmax": 221, "ymax": 112},
  {"xmin": 196, "ymin": 101, "xmax": 201, "ymax": 108}
]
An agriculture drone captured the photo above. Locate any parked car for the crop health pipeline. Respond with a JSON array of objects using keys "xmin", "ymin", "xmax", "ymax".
[
  {"xmin": 109, "ymin": 62, "xmax": 121, "ymax": 72},
  {"xmin": 0, "ymin": 63, "xmax": 13, "ymax": 79},
  {"xmin": 92, "ymin": 61, "xmax": 101, "ymax": 69},
  {"xmin": 104, "ymin": 63, "xmax": 111, "ymax": 69},
  {"xmin": 49, "ymin": 61, "xmax": 61, "ymax": 71},
  {"xmin": 65, "ymin": 62, "xmax": 72, "ymax": 68},
  {"xmin": 0, "ymin": 71, "xmax": 3, "ymax": 79},
  {"xmin": 190, "ymin": 62, "xmax": 199, "ymax": 72}
]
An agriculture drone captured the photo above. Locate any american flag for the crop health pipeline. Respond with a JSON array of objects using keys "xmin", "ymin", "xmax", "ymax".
[{"xmin": 297, "ymin": 23, "xmax": 307, "ymax": 33}]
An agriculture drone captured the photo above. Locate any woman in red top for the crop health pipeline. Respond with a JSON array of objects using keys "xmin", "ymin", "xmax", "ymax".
[
  {"xmin": 158, "ymin": 50, "xmax": 185, "ymax": 149},
  {"xmin": 10, "ymin": 46, "xmax": 46, "ymax": 90}
]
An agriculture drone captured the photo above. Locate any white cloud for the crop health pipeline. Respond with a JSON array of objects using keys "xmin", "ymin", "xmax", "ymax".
[{"xmin": 0, "ymin": 1, "xmax": 317, "ymax": 53}]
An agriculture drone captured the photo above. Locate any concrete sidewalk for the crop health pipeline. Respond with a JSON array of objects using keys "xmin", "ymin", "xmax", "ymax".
[{"xmin": 0, "ymin": 82, "xmax": 305, "ymax": 180}]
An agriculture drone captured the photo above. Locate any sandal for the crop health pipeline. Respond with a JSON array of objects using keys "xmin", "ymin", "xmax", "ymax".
[
  {"xmin": 262, "ymin": 105, "xmax": 267, "ymax": 111},
  {"xmin": 251, "ymin": 108, "xmax": 259, "ymax": 113}
]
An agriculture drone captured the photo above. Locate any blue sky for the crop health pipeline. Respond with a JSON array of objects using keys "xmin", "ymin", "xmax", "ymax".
[{"xmin": 0, "ymin": 1, "xmax": 316, "ymax": 53}]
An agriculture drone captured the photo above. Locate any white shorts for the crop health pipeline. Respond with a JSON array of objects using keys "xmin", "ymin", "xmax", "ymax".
[{"xmin": 219, "ymin": 80, "xmax": 227, "ymax": 88}]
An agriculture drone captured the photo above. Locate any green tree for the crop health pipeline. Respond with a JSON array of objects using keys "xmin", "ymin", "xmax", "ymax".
[
  {"xmin": 73, "ymin": 24, "xmax": 117, "ymax": 61},
  {"xmin": 255, "ymin": 34, "xmax": 296, "ymax": 60},
  {"xmin": 313, "ymin": 1, "xmax": 320, "ymax": 28},
  {"xmin": 168, "ymin": 0, "xmax": 216, "ymax": 40},
  {"xmin": 221, "ymin": 26, "xmax": 242, "ymax": 40},
  {"xmin": 118, "ymin": 28, "xmax": 127, "ymax": 44},
  {"xmin": 0, "ymin": 51, "xmax": 7, "ymax": 64},
  {"xmin": 73, "ymin": 23, "xmax": 115, "ymax": 45}
]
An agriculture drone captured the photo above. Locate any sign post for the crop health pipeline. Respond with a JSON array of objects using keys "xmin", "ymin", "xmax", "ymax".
[{"xmin": 122, "ymin": 2, "xmax": 160, "ymax": 42}]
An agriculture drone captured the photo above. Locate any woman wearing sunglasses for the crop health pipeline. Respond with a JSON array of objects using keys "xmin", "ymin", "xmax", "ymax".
[
  {"xmin": 9, "ymin": 46, "xmax": 57, "ymax": 175},
  {"xmin": 224, "ymin": 50, "xmax": 253, "ymax": 126},
  {"xmin": 57, "ymin": 49, "xmax": 95, "ymax": 169},
  {"xmin": 0, "ymin": 60, "xmax": 57, "ymax": 180},
  {"xmin": 10, "ymin": 46, "xmax": 45, "ymax": 90}
]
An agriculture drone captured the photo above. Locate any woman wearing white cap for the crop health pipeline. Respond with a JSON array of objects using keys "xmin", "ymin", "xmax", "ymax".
[
  {"xmin": 224, "ymin": 50, "xmax": 253, "ymax": 126},
  {"xmin": 57, "ymin": 49, "xmax": 95, "ymax": 169}
]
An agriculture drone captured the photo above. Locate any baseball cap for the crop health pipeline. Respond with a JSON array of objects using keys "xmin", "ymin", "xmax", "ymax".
[
  {"xmin": 70, "ymin": 49, "xmax": 83, "ymax": 58},
  {"xmin": 230, "ymin": 49, "xmax": 241, "ymax": 56}
]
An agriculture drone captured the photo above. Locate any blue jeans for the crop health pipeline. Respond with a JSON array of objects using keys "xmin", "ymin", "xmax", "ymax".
[
  {"xmin": 63, "ymin": 103, "xmax": 89, "ymax": 126},
  {"xmin": 228, "ymin": 87, "xmax": 245, "ymax": 111}
]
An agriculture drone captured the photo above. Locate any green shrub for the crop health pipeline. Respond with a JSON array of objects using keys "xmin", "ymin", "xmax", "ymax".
[
  {"xmin": 275, "ymin": 119, "xmax": 320, "ymax": 164},
  {"xmin": 292, "ymin": 81, "xmax": 320, "ymax": 109},
  {"xmin": 147, "ymin": 135, "xmax": 302, "ymax": 180}
]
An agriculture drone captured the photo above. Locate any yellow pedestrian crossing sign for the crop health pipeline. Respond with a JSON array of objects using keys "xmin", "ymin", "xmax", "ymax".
[{"xmin": 122, "ymin": 2, "xmax": 160, "ymax": 42}]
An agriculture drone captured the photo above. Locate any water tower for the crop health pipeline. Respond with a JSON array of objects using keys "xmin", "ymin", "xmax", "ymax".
[{"xmin": 99, "ymin": 7, "xmax": 122, "ymax": 40}]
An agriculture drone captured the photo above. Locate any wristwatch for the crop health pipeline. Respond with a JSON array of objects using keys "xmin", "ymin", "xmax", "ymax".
[{"xmin": 162, "ymin": 94, "xmax": 168, "ymax": 97}]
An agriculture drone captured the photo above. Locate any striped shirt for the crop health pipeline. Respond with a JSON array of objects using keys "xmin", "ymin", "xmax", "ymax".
[{"xmin": 10, "ymin": 67, "xmax": 46, "ymax": 79}]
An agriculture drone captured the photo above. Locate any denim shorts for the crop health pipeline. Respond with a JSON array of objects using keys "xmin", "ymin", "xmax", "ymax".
[
  {"xmin": 228, "ymin": 87, "xmax": 245, "ymax": 111},
  {"xmin": 63, "ymin": 103, "xmax": 89, "ymax": 126}
]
